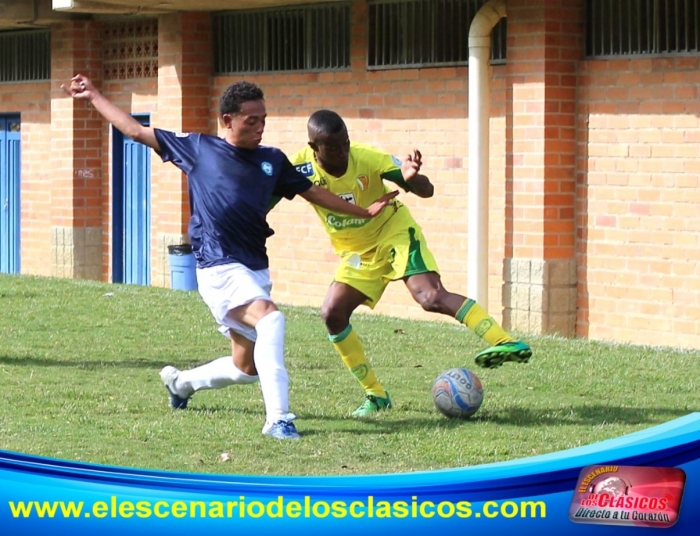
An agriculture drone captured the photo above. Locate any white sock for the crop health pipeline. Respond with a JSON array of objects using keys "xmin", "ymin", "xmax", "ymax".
[
  {"xmin": 176, "ymin": 356, "xmax": 259, "ymax": 395},
  {"xmin": 253, "ymin": 311, "xmax": 289, "ymax": 424}
]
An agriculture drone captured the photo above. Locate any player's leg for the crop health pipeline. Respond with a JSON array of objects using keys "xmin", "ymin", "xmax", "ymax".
[
  {"xmin": 396, "ymin": 225, "xmax": 531, "ymax": 369},
  {"xmin": 159, "ymin": 330, "xmax": 259, "ymax": 410},
  {"xmin": 231, "ymin": 331, "xmax": 258, "ymax": 376},
  {"xmin": 166, "ymin": 262, "xmax": 298, "ymax": 439},
  {"xmin": 404, "ymin": 272, "xmax": 530, "ymax": 366},
  {"xmin": 227, "ymin": 295, "xmax": 299, "ymax": 440},
  {"xmin": 322, "ymin": 280, "xmax": 392, "ymax": 417}
]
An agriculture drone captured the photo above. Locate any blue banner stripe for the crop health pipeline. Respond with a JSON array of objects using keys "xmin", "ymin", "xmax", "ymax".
[{"xmin": 2, "ymin": 414, "xmax": 698, "ymax": 535}]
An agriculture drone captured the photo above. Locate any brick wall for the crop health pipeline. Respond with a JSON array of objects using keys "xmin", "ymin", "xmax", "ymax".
[
  {"xmin": 4, "ymin": 0, "xmax": 700, "ymax": 349},
  {"xmin": 578, "ymin": 56, "xmax": 700, "ymax": 348},
  {"xmin": 502, "ymin": 1, "xmax": 581, "ymax": 336},
  {"xmin": 212, "ymin": 0, "xmax": 509, "ymax": 324},
  {"xmin": 50, "ymin": 21, "xmax": 104, "ymax": 280}
]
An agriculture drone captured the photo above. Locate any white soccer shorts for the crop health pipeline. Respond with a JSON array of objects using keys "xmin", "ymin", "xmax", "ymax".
[{"xmin": 196, "ymin": 262, "xmax": 273, "ymax": 342}]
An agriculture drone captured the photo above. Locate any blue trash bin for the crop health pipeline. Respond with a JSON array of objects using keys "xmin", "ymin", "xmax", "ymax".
[{"xmin": 168, "ymin": 244, "xmax": 198, "ymax": 291}]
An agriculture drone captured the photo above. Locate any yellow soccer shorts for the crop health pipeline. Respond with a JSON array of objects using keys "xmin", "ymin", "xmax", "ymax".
[{"xmin": 332, "ymin": 207, "xmax": 440, "ymax": 308}]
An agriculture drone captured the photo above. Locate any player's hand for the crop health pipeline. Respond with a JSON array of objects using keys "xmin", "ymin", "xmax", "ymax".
[
  {"xmin": 60, "ymin": 74, "xmax": 98, "ymax": 101},
  {"xmin": 401, "ymin": 149, "xmax": 422, "ymax": 181},
  {"xmin": 365, "ymin": 190, "xmax": 399, "ymax": 217}
]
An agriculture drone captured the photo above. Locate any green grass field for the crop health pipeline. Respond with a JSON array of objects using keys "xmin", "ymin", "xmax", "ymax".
[{"xmin": 0, "ymin": 274, "xmax": 696, "ymax": 476}]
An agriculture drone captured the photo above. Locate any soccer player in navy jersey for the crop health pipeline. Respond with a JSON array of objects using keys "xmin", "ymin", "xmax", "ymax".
[{"xmin": 61, "ymin": 74, "xmax": 397, "ymax": 440}]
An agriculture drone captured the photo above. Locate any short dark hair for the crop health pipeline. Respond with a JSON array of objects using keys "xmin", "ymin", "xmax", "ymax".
[
  {"xmin": 308, "ymin": 109, "xmax": 346, "ymax": 138},
  {"xmin": 219, "ymin": 81, "xmax": 264, "ymax": 116}
]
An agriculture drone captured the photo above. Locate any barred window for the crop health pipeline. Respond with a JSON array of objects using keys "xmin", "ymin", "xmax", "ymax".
[
  {"xmin": 0, "ymin": 30, "xmax": 50, "ymax": 83},
  {"xmin": 586, "ymin": 0, "xmax": 700, "ymax": 57},
  {"xmin": 213, "ymin": 3, "xmax": 351, "ymax": 74},
  {"xmin": 368, "ymin": 0, "xmax": 507, "ymax": 69}
]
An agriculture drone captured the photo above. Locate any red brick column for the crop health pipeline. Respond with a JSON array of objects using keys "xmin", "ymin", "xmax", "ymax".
[
  {"xmin": 50, "ymin": 21, "xmax": 104, "ymax": 280},
  {"xmin": 153, "ymin": 12, "xmax": 212, "ymax": 286},
  {"xmin": 504, "ymin": 0, "xmax": 583, "ymax": 335}
]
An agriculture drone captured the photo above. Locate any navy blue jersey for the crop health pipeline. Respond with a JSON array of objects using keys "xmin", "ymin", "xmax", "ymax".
[{"xmin": 154, "ymin": 129, "xmax": 312, "ymax": 269}]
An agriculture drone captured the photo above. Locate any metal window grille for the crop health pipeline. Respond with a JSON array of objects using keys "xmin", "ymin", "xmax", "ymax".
[
  {"xmin": 103, "ymin": 20, "xmax": 159, "ymax": 80},
  {"xmin": 214, "ymin": 3, "xmax": 351, "ymax": 74},
  {"xmin": 586, "ymin": 0, "xmax": 700, "ymax": 57},
  {"xmin": 0, "ymin": 30, "xmax": 50, "ymax": 83},
  {"xmin": 368, "ymin": 0, "xmax": 507, "ymax": 69}
]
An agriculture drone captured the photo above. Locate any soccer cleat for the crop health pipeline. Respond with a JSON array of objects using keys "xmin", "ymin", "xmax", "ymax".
[
  {"xmin": 474, "ymin": 340, "xmax": 532, "ymax": 369},
  {"xmin": 262, "ymin": 413, "xmax": 301, "ymax": 440},
  {"xmin": 159, "ymin": 366, "xmax": 192, "ymax": 409},
  {"xmin": 351, "ymin": 392, "xmax": 392, "ymax": 417}
]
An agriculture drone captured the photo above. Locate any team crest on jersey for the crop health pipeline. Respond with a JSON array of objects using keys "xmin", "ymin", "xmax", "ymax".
[
  {"xmin": 338, "ymin": 192, "xmax": 356, "ymax": 204},
  {"xmin": 295, "ymin": 162, "xmax": 315, "ymax": 177},
  {"xmin": 261, "ymin": 162, "xmax": 273, "ymax": 176},
  {"xmin": 356, "ymin": 175, "xmax": 369, "ymax": 191},
  {"xmin": 391, "ymin": 155, "xmax": 402, "ymax": 166}
]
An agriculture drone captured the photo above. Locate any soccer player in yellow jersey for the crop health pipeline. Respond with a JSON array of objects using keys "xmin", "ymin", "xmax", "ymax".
[{"xmin": 283, "ymin": 109, "xmax": 532, "ymax": 417}]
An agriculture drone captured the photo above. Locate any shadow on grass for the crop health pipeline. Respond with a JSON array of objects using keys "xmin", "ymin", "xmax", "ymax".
[
  {"xmin": 483, "ymin": 405, "xmax": 694, "ymax": 426},
  {"xmin": 296, "ymin": 405, "xmax": 692, "ymax": 431},
  {"xmin": 177, "ymin": 404, "xmax": 692, "ymax": 436},
  {"xmin": 0, "ymin": 355, "xmax": 201, "ymax": 369}
]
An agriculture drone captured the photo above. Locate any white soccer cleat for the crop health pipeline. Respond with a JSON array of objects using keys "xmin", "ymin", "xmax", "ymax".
[{"xmin": 159, "ymin": 366, "xmax": 192, "ymax": 409}]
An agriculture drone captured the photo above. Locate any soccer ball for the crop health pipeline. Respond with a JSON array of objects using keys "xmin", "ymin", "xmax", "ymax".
[{"xmin": 431, "ymin": 367, "xmax": 484, "ymax": 419}]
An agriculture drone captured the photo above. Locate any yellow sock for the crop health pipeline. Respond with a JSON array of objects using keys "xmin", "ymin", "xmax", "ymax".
[
  {"xmin": 455, "ymin": 299, "xmax": 514, "ymax": 346},
  {"xmin": 329, "ymin": 325, "xmax": 386, "ymax": 398}
]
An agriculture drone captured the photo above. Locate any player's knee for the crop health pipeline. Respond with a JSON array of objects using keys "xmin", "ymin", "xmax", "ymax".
[
  {"xmin": 320, "ymin": 302, "xmax": 348, "ymax": 330},
  {"xmin": 320, "ymin": 302, "xmax": 336, "ymax": 324},
  {"xmin": 255, "ymin": 309, "xmax": 285, "ymax": 336},
  {"xmin": 413, "ymin": 287, "xmax": 443, "ymax": 312}
]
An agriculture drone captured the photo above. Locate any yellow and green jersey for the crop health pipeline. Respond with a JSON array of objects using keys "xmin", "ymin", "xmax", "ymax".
[{"xmin": 289, "ymin": 142, "xmax": 414, "ymax": 254}]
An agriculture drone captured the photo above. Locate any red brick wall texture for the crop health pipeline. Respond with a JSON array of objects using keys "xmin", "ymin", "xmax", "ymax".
[{"xmin": 2, "ymin": 0, "xmax": 699, "ymax": 349}]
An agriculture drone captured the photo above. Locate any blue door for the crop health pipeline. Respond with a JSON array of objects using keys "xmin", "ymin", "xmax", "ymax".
[
  {"xmin": 112, "ymin": 115, "xmax": 151, "ymax": 285},
  {"xmin": 0, "ymin": 115, "xmax": 20, "ymax": 274}
]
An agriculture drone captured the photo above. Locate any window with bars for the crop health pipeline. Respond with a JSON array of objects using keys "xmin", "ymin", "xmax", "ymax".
[
  {"xmin": 213, "ymin": 3, "xmax": 351, "ymax": 74},
  {"xmin": 368, "ymin": 0, "xmax": 507, "ymax": 69},
  {"xmin": 585, "ymin": 0, "xmax": 700, "ymax": 57},
  {"xmin": 0, "ymin": 30, "xmax": 50, "ymax": 83}
]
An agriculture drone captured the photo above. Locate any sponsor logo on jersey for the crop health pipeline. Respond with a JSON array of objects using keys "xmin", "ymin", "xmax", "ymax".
[
  {"xmin": 326, "ymin": 214, "xmax": 368, "ymax": 229},
  {"xmin": 261, "ymin": 162, "xmax": 273, "ymax": 176},
  {"xmin": 338, "ymin": 192, "xmax": 356, "ymax": 204},
  {"xmin": 356, "ymin": 175, "xmax": 369, "ymax": 191},
  {"xmin": 391, "ymin": 155, "xmax": 402, "ymax": 166},
  {"xmin": 175, "ymin": 132, "xmax": 190, "ymax": 138},
  {"xmin": 295, "ymin": 162, "xmax": 315, "ymax": 177}
]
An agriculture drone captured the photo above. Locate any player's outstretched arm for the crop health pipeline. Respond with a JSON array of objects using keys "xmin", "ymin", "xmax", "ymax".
[
  {"xmin": 402, "ymin": 149, "xmax": 434, "ymax": 198},
  {"xmin": 61, "ymin": 74, "xmax": 160, "ymax": 152},
  {"xmin": 300, "ymin": 185, "xmax": 398, "ymax": 218}
]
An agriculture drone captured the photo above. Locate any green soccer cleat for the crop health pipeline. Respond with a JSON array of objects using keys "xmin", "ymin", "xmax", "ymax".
[
  {"xmin": 475, "ymin": 340, "xmax": 532, "ymax": 369},
  {"xmin": 351, "ymin": 392, "xmax": 392, "ymax": 417}
]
